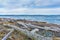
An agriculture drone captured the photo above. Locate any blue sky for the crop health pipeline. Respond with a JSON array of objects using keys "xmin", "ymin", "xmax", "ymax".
[{"xmin": 0, "ymin": 0, "xmax": 60, "ymax": 15}]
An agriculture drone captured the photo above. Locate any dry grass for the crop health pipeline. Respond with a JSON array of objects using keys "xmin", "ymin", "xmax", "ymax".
[
  {"xmin": 7, "ymin": 30, "xmax": 32, "ymax": 40},
  {"xmin": 53, "ymin": 37, "xmax": 60, "ymax": 40}
]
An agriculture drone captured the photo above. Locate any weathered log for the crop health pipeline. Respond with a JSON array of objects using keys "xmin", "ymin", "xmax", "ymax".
[
  {"xmin": 25, "ymin": 23, "xmax": 60, "ymax": 32},
  {"xmin": 3, "ymin": 24, "xmax": 52, "ymax": 40},
  {"xmin": 2, "ymin": 29, "xmax": 14, "ymax": 40}
]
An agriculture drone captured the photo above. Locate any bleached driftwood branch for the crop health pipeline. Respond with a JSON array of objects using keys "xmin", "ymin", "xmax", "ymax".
[
  {"xmin": 2, "ymin": 29, "xmax": 14, "ymax": 40},
  {"xmin": 3, "ymin": 24, "xmax": 52, "ymax": 40},
  {"xmin": 25, "ymin": 23, "xmax": 60, "ymax": 32}
]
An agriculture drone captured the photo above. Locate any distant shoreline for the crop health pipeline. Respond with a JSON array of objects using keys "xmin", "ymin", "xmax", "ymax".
[
  {"xmin": 0, "ymin": 18, "xmax": 60, "ymax": 27},
  {"xmin": 0, "ymin": 15, "xmax": 59, "ymax": 25}
]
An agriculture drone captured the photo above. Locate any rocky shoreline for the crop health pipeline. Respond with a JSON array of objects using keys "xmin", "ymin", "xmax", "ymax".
[{"xmin": 0, "ymin": 18, "xmax": 60, "ymax": 40}]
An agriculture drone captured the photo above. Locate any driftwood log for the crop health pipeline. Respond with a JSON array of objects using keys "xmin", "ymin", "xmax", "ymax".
[{"xmin": 3, "ymin": 23, "xmax": 53, "ymax": 40}]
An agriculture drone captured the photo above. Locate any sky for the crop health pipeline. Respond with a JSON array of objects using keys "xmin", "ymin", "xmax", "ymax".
[{"xmin": 0, "ymin": 0, "xmax": 60, "ymax": 15}]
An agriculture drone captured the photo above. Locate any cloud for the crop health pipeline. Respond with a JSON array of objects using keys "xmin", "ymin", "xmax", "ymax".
[
  {"xmin": 0, "ymin": 8, "xmax": 60, "ymax": 15},
  {"xmin": 0, "ymin": 0, "xmax": 60, "ymax": 8},
  {"xmin": 0, "ymin": 0, "xmax": 60, "ymax": 15},
  {"xmin": 0, "ymin": 0, "xmax": 33, "ymax": 8}
]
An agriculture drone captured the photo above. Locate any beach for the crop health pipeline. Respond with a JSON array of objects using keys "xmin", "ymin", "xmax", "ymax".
[{"xmin": 0, "ymin": 18, "xmax": 60, "ymax": 40}]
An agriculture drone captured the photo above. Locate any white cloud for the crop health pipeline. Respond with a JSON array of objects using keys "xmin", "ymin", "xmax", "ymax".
[
  {"xmin": 0, "ymin": 0, "xmax": 60, "ymax": 8},
  {"xmin": 0, "ymin": 8, "xmax": 60, "ymax": 15},
  {"xmin": 0, "ymin": 0, "xmax": 60, "ymax": 15}
]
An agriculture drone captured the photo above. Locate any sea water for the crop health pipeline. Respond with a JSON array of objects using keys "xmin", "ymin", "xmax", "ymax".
[{"xmin": 0, "ymin": 15, "xmax": 60, "ymax": 24}]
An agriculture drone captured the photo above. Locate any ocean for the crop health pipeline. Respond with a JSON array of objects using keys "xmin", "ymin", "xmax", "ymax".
[{"xmin": 0, "ymin": 15, "xmax": 60, "ymax": 24}]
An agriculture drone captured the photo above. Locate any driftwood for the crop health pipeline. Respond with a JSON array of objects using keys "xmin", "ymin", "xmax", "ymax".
[
  {"xmin": 3, "ymin": 24, "xmax": 53, "ymax": 40},
  {"xmin": 23, "ymin": 23, "xmax": 60, "ymax": 32},
  {"xmin": 2, "ymin": 29, "xmax": 14, "ymax": 40}
]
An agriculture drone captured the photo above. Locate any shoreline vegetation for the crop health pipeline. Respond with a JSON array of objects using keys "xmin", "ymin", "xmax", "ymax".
[{"xmin": 0, "ymin": 18, "xmax": 60, "ymax": 40}]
